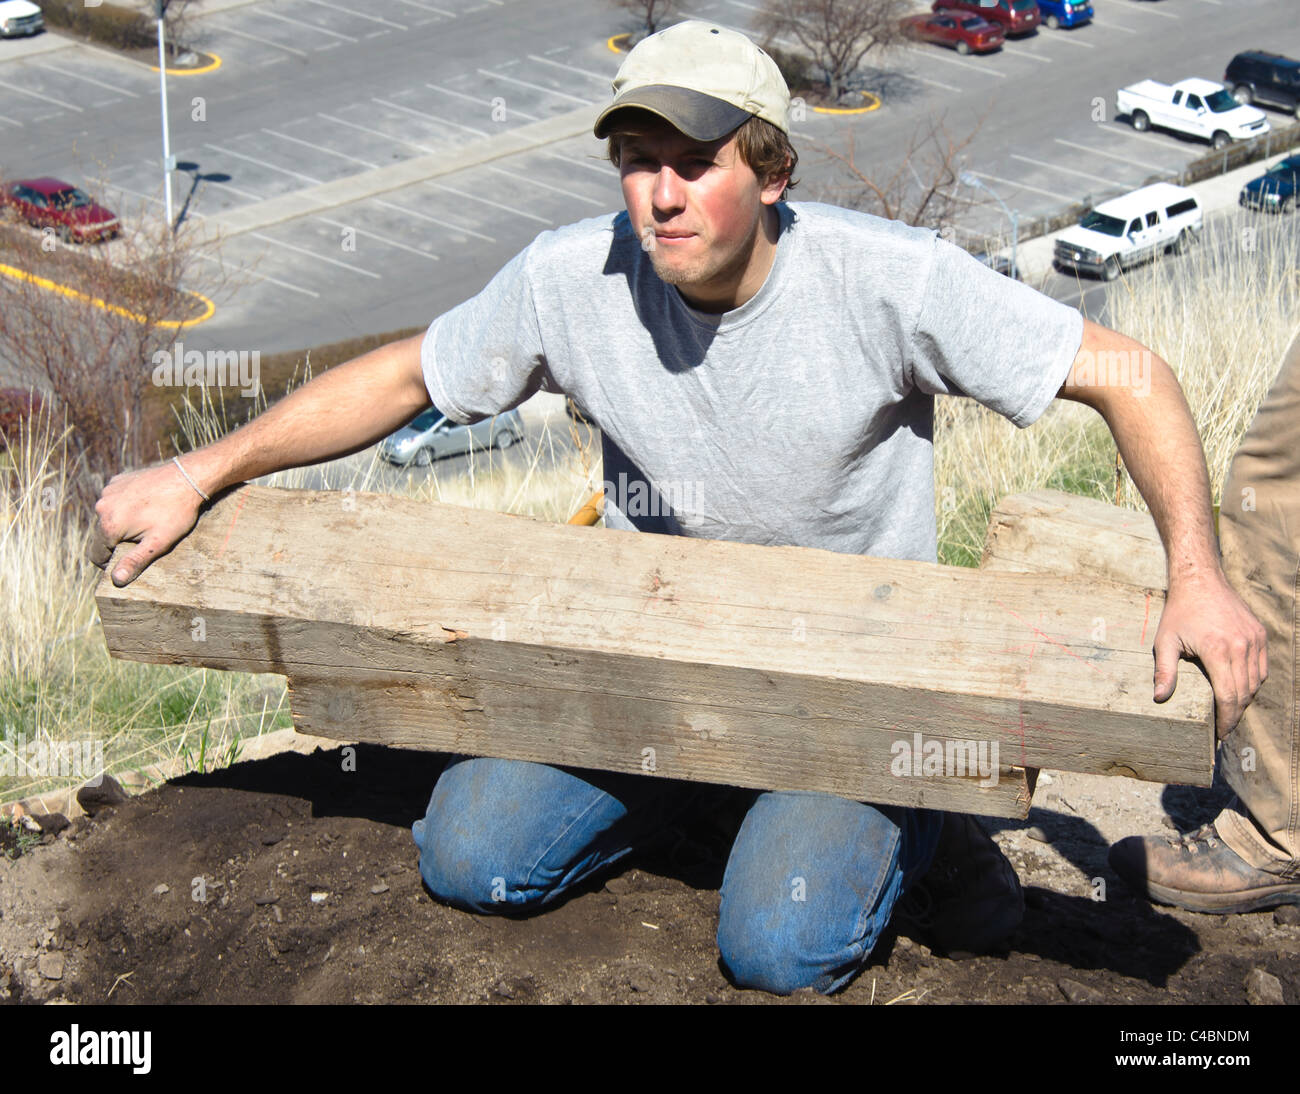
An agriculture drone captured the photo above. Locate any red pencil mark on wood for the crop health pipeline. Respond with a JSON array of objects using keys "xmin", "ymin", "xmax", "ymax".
[
  {"xmin": 995, "ymin": 599, "xmax": 1105, "ymax": 676},
  {"xmin": 1140, "ymin": 592, "xmax": 1152, "ymax": 646},
  {"xmin": 215, "ymin": 491, "xmax": 250, "ymax": 561}
]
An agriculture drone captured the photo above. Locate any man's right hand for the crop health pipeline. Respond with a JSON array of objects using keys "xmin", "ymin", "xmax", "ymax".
[{"xmin": 90, "ymin": 460, "xmax": 210, "ymax": 587}]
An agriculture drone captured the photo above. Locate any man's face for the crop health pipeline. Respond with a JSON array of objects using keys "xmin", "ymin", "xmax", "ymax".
[{"xmin": 617, "ymin": 117, "xmax": 785, "ymax": 308}]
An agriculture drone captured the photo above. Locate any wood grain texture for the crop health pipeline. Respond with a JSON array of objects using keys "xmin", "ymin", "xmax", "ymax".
[
  {"xmin": 982, "ymin": 489, "xmax": 1166, "ymax": 589},
  {"xmin": 95, "ymin": 485, "xmax": 1215, "ymax": 819}
]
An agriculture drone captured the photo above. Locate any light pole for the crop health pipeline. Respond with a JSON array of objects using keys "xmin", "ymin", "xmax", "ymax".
[
  {"xmin": 961, "ymin": 171, "xmax": 1018, "ymax": 279},
  {"xmin": 156, "ymin": 0, "xmax": 175, "ymax": 230}
]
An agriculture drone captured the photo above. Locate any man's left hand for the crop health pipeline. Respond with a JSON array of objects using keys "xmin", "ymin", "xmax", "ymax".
[{"xmin": 1152, "ymin": 570, "xmax": 1268, "ymax": 738}]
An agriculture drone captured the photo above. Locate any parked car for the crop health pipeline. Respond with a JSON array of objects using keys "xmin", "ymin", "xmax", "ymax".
[
  {"xmin": 931, "ymin": 0, "xmax": 1040, "ymax": 36},
  {"xmin": 970, "ymin": 249, "xmax": 1021, "ymax": 278},
  {"xmin": 902, "ymin": 9, "xmax": 1004, "ymax": 54},
  {"xmin": 0, "ymin": 0, "xmax": 43, "ymax": 37},
  {"xmin": 1116, "ymin": 77, "xmax": 1270, "ymax": 149},
  {"xmin": 1053, "ymin": 182, "xmax": 1202, "ymax": 281},
  {"xmin": 1036, "ymin": 0, "xmax": 1092, "ymax": 29},
  {"xmin": 1239, "ymin": 154, "xmax": 1300, "ymax": 214},
  {"xmin": 379, "ymin": 405, "xmax": 525, "ymax": 467},
  {"xmin": 1224, "ymin": 51, "xmax": 1300, "ymax": 119},
  {"xmin": 1, "ymin": 178, "xmax": 120, "ymax": 242}
]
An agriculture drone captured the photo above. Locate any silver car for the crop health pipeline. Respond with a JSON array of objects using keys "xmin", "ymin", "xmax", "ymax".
[{"xmin": 379, "ymin": 406, "xmax": 524, "ymax": 467}]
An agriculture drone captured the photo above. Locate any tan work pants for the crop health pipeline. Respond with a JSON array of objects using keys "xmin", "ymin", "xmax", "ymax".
[{"xmin": 1216, "ymin": 324, "xmax": 1300, "ymax": 876}]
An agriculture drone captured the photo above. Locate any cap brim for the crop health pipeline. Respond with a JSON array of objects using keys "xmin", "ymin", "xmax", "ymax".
[{"xmin": 593, "ymin": 85, "xmax": 752, "ymax": 142}]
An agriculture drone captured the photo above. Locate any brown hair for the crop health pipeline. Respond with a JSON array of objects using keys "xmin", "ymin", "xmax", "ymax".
[{"xmin": 605, "ymin": 111, "xmax": 799, "ymax": 200}]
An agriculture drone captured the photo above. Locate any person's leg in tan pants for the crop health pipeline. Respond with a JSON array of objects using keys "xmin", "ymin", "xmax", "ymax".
[{"xmin": 1110, "ymin": 325, "xmax": 1300, "ymax": 911}]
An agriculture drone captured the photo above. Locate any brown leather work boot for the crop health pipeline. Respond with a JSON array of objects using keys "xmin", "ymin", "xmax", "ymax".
[
  {"xmin": 895, "ymin": 813, "xmax": 1024, "ymax": 956},
  {"xmin": 1109, "ymin": 823, "xmax": 1300, "ymax": 914}
]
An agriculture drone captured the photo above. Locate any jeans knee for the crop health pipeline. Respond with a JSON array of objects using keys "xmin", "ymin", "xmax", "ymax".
[
  {"xmin": 416, "ymin": 822, "xmax": 552, "ymax": 914},
  {"xmin": 716, "ymin": 925, "xmax": 837, "ymax": 995}
]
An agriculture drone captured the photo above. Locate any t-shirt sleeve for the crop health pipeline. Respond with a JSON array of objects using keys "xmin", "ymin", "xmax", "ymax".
[
  {"xmin": 905, "ymin": 234, "xmax": 1084, "ymax": 428},
  {"xmin": 420, "ymin": 242, "xmax": 559, "ymax": 424}
]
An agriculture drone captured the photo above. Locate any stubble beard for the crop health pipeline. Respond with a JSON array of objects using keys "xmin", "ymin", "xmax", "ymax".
[{"xmin": 646, "ymin": 215, "xmax": 759, "ymax": 292}]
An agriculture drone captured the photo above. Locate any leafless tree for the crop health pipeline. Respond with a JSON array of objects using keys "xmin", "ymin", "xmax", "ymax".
[
  {"xmin": 156, "ymin": 0, "xmax": 201, "ymax": 62},
  {"xmin": 811, "ymin": 112, "xmax": 987, "ymax": 231},
  {"xmin": 0, "ymin": 191, "xmax": 227, "ymax": 515},
  {"xmin": 610, "ymin": 0, "xmax": 678, "ymax": 40},
  {"xmin": 757, "ymin": 0, "xmax": 909, "ymax": 102}
]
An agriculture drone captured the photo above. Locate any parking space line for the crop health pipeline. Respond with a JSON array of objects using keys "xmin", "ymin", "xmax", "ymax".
[
  {"xmin": 1100, "ymin": 120, "xmax": 1186, "ymax": 150},
  {"xmin": 205, "ymin": 144, "xmax": 325, "ymax": 184},
  {"xmin": 426, "ymin": 81, "xmax": 541, "ymax": 122},
  {"xmin": 209, "ymin": 24, "xmax": 310, "ymax": 57},
  {"xmin": 487, "ymin": 165, "xmax": 606, "ymax": 206},
  {"xmin": 262, "ymin": 128, "xmax": 381, "ymax": 169},
  {"xmin": 527, "ymin": 54, "xmax": 612, "ymax": 84},
  {"xmin": 250, "ymin": 231, "xmax": 383, "ymax": 277},
  {"xmin": 912, "ymin": 73, "xmax": 963, "ymax": 93},
  {"xmin": 36, "ymin": 61, "xmax": 140, "ymax": 97},
  {"xmin": 315, "ymin": 216, "xmax": 440, "ymax": 260},
  {"xmin": 1039, "ymin": 31, "xmax": 1094, "ymax": 48},
  {"xmin": 0, "ymin": 77, "xmax": 83, "ymax": 112},
  {"xmin": 389, "ymin": 0, "xmax": 454, "ymax": 12},
  {"xmin": 968, "ymin": 170, "xmax": 1063, "ymax": 200},
  {"xmin": 1091, "ymin": 18, "xmax": 1137, "ymax": 34},
  {"xmin": 905, "ymin": 49, "xmax": 1007, "ymax": 77},
  {"xmin": 427, "ymin": 182, "xmax": 552, "ymax": 224},
  {"xmin": 0, "ymin": 116, "xmax": 23, "ymax": 129},
  {"xmin": 1116, "ymin": 1, "xmax": 1177, "ymax": 18},
  {"xmin": 318, "ymin": 112, "xmax": 437, "ymax": 153},
  {"xmin": 477, "ymin": 68, "xmax": 598, "ymax": 105},
  {"xmin": 373, "ymin": 198, "xmax": 496, "ymax": 243},
  {"xmin": 256, "ymin": 9, "xmax": 359, "ymax": 42},
  {"xmin": 1054, "ymin": 138, "xmax": 1165, "ymax": 173},
  {"xmin": 999, "ymin": 44, "xmax": 1053, "ymax": 63},
  {"xmin": 372, "ymin": 96, "xmax": 489, "ymax": 137},
  {"xmin": 1010, "ymin": 153, "xmax": 1119, "ymax": 188},
  {"xmin": 541, "ymin": 149, "xmax": 618, "ymax": 176},
  {"xmin": 299, "ymin": 0, "xmax": 407, "ymax": 28},
  {"xmin": 192, "ymin": 251, "xmax": 321, "ymax": 298},
  {"xmin": 204, "ymin": 176, "xmax": 264, "ymax": 201}
]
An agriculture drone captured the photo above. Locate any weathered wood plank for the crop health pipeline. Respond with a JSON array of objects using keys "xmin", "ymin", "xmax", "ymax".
[
  {"xmin": 982, "ymin": 489, "xmax": 1166, "ymax": 589},
  {"xmin": 96, "ymin": 485, "xmax": 1214, "ymax": 818}
]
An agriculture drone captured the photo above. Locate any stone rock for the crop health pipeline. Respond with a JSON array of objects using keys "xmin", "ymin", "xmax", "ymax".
[
  {"xmin": 1058, "ymin": 978, "xmax": 1105, "ymax": 1004},
  {"xmin": 1273, "ymin": 905, "xmax": 1300, "ymax": 927},
  {"xmin": 1026, "ymin": 826, "xmax": 1050, "ymax": 843},
  {"xmin": 38, "ymin": 952, "xmax": 65, "ymax": 981},
  {"xmin": 370, "ymin": 883, "xmax": 390, "ymax": 895},
  {"xmin": 1244, "ymin": 968, "xmax": 1284, "ymax": 1006},
  {"xmin": 153, "ymin": 883, "xmax": 170, "ymax": 896},
  {"xmin": 76, "ymin": 775, "xmax": 130, "ymax": 817}
]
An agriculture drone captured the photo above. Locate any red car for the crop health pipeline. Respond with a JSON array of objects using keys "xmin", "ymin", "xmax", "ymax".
[
  {"xmin": 902, "ymin": 9, "xmax": 1005, "ymax": 54},
  {"xmin": 2, "ymin": 178, "xmax": 120, "ymax": 243},
  {"xmin": 932, "ymin": 0, "xmax": 1040, "ymax": 36}
]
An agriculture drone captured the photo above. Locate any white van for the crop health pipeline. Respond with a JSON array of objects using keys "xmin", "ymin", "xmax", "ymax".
[
  {"xmin": 0, "ymin": 0, "xmax": 43, "ymax": 37},
  {"xmin": 1053, "ymin": 182, "xmax": 1203, "ymax": 280}
]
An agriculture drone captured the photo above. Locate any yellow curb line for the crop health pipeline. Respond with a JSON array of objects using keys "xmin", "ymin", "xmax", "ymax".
[
  {"xmin": 149, "ymin": 51, "xmax": 222, "ymax": 75},
  {"xmin": 607, "ymin": 33, "xmax": 631, "ymax": 54},
  {"xmin": 812, "ymin": 90, "xmax": 881, "ymax": 115},
  {"xmin": 0, "ymin": 260, "xmax": 215, "ymax": 329}
]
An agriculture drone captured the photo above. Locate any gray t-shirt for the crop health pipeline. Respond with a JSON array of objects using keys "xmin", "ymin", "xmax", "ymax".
[{"xmin": 421, "ymin": 201, "xmax": 1082, "ymax": 563}]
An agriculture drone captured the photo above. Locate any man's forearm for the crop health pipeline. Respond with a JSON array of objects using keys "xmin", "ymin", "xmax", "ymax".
[
  {"xmin": 1061, "ymin": 320, "xmax": 1221, "ymax": 586},
  {"xmin": 180, "ymin": 334, "xmax": 429, "ymax": 496}
]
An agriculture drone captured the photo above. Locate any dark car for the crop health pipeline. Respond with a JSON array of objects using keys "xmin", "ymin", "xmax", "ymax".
[
  {"xmin": 1240, "ymin": 155, "xmax": 1300, "ymax": 215},
  {"xmin": 932, "ymin": 0, "xmax": 1040, "ymax": 36},
  {"xmin": 903, "ymin": 9, "xmax": 1005, "ymax": 54},
  {"xmin": 1225, "ymin": 51, "xmax": 1300, "ymax": 119},
  {"xmin": 1, "ymin": 178, "xmax": 120, "ymax": 243}
]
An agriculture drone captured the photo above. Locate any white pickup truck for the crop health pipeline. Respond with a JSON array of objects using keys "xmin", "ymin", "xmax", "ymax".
[
  {"xmin": 0, "ymin": 0, "xmax": 43, "ymax": 36},
  {"xmin": 1116, "ymin": 77, "xmax": 1270, "ymax": 149}
]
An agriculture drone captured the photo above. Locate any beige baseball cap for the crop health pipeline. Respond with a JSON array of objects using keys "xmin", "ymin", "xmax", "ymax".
[{"xmin": 593, "ymin": 20, "xmax": 791, "ymax": 142}]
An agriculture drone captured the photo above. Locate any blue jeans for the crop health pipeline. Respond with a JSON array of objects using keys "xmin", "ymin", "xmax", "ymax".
[{"xmin": 411, "ymin": 755, "xmax": 943, "ymax": 995}]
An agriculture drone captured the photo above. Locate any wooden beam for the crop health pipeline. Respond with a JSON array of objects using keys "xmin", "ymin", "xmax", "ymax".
[
  {"xmin": 982, "ymin": 489, "xmax": 1166, "ymax": 589},
  {"xmin": 96, "ymin": 485, "xmax": 1214, "ymax": 819}
]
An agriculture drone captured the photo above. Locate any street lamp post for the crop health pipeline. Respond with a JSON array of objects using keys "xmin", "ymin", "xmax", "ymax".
[
  {"xmin": 961, "ymin": 171, "xmax": 1018, "ymax": 279},
  {"xmin": 156, "ymin": 0, "xmax": 175, "ymax": 230}
]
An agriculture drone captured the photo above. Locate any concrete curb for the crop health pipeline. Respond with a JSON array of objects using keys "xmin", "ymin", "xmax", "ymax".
[
  {"xmin": 202, "ymin": 104, "xmax": 600, "ymax": 241},
  {"xmin": 0, "ymin": 727, "xmax": 353, "ymax": 824}
]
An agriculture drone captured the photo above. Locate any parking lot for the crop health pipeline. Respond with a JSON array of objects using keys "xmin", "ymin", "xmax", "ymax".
[{"xmin": 0, "ymin": 0, "xmax": 1296, "ymax": 355}]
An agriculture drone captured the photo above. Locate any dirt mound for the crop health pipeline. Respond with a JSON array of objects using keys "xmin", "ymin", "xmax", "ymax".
[{"xmin": 1, "ymin": 744, "xmax": 1296, "ymax": 1004}]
